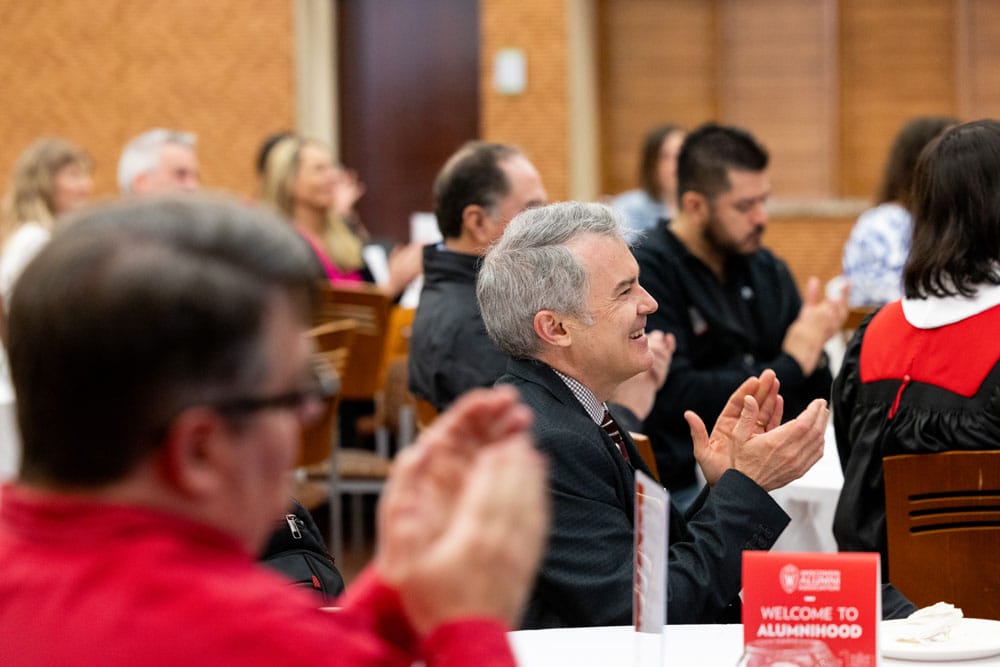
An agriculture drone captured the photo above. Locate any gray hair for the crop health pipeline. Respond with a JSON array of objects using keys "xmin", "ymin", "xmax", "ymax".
[
  {"xmin": 477, "ymin": 201, "xmax": 628, "ymax": 359},
  {"xmin": 9, "ymin": 193, "xmax": 319, "ymax": 486},
  {"xmin": 117, "ymin": 128, "xmax": 197, "ymax": 193}
]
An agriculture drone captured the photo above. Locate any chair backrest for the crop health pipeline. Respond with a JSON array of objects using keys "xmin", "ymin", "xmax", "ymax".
[
  {"xmin": 629, "ymin": 432, "xmax": 660, "ymax": 483},
  {"xmin": 377, "ymin": 306, "xmax": 416, "ymax": 390},
  {"xmin": 316, "ymin": 283, "xmax": 393, "ymax": 400},
  {"xmin": 415, "ymin": 398, "xmax": 439, "ymax": 431},
  {"xmin": 310, "ymin": 318, "xmax": 357, "ymax": 379},
  {"xmin": 298, "ymin": 319, "xmax": 357, "ymax": 468},
  {"xmin": 844, "ymin": 306, "xmax": 878, "ymax": 331},
  {"xmin": 378, "ymin": 357, "xmax": 415, "ymax": 443},
  {"xmin": 368, "ymin": 309, "xmax": 417, "ymax": 450},
  {"xmin": 883, "ymin": 450, "xmax": 1000, "ymax": 619}
]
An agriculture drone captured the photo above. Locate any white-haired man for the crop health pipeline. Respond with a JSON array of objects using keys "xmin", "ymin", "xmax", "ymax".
[{"xmin": 118, "ymin": 128, "xmax": 201, "ymax": 194}]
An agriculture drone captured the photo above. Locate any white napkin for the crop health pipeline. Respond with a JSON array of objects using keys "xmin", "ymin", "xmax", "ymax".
[{"xmin": 893, "ymin": 602, "xmax": 964, "ymax": 644}]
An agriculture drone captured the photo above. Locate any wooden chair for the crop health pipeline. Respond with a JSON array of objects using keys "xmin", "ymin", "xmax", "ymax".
[
  {"xmin": 293, "ymin": 318, "xmax": 392, "ymax": 561},
  {"xmin": 311, "ymin": 285, "xmax": 419, "ymax": 560},
  {"xmin": 883, "ymin": 450, "xmax": 1000, "ymax": 619},
  {"xmin": 415, "ymin": 398, "xmax": 439, "ymax": 431},
  {"xmin": 378, "ymin": 305, "xmax": 416, "ymax": 383},
  {"xmin": 340, "ymin": 305, "xmax": 419, "ymax": 558},
  {"xmin": 844, "ymin": 305, "xmax": 878, "ymax": 332},
  {"xmin": 296, "ymin": 431, "xmax": 394, "ymax": 565},
  {"xmin": 296, "ymin": 319, "xmax": 356, "ymax": 470},
  {"xmin": 291, "ymin": 321, "xmax": 361, "ymax": 554},
  {"xmin": 316, "ymin": 283, "xmax": 416, "ymax": 452},
  {"xmin": 629, "ymin": 432, "xmax": 661, "ymax": 484},
  {"xmin": 315, "ymin": 282, "xmax": 394, "ymax": 401},
  {"xmin": 327, "ymin": 435, "xmax": 393, "ymax": 565},
  {"xmin": 361, "ymin": 305, "xmax": 417, "ymax": 457}
]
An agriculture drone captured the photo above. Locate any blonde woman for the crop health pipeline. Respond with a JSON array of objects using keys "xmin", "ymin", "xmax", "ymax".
[
  {"xmin": 260, "ymin": 135, "xmax": 421, "ymax": 296},
  {"xmin": 1, "ymin": 138, "xmax": 93, "ymax": 304}
]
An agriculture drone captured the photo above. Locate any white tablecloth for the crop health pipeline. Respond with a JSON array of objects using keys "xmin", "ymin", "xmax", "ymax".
[
  {"xmin": 511, "ymin": 624, "xmax": 740, "ymax": 666},
  {"xmin": 509, "ymin": 624, "xmax": 1000, "ymax": 666},
  {"xmin": 769, "ymin": 421, "xmax": 843, "ymax": 553}
]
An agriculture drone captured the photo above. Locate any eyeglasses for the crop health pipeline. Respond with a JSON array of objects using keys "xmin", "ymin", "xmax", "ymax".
[
  {"xmin": 145, "ymin": 357, "xmax": 341, "ymax": 444},
  {"xmin": 210, "ymin": 356, "xmax": 340, "ymax": 425}
]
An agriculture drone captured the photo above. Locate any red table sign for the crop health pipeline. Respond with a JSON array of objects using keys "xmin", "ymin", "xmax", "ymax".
[{"xmin": 742, "ymin": 551, "xmax": 881, "ymax": 667}]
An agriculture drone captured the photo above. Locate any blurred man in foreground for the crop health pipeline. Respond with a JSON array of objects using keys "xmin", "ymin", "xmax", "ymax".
[{"xmin": 0, "ymin": 194, "xmax": 547, "ymax": 665}]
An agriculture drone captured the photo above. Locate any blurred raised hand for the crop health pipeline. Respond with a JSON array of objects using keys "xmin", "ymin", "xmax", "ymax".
[
  {"xmin": 782, "ymin": 277, "xmax": 849, "ymax": 375},
  {"xmin": 330, "ymin": 167, "xmax": 366, "ymax": 218},
  {"xmin": 375, "ymin": 387, "xmax": 549, "ymax": 634}
]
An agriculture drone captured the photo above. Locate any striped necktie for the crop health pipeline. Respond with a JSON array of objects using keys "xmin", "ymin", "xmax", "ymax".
[{"xmin": 601, "ymin": 408, "xmax": 631, "ymax": 464}]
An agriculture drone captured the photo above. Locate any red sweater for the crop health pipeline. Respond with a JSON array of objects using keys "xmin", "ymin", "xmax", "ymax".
[{"xmin": 0, "ymin": 484, "xmax": 514, "ymax": 666}]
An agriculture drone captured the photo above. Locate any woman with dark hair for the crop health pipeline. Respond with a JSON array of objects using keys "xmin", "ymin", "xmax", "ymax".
[
  {"xmin": 832, "ymin": 119, "xmax": 1000, "ymax": 579},
  {"xmin": 611, "ymin": 124, "xmax": 685, "ymax": 237},
  {"xmin": 841, "ymin": 116, "xmax": 956, "ymax": 305}
]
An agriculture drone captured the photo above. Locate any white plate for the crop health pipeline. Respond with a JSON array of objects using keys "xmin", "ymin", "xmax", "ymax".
[{"xmin": 881, "ymin": 618, "xmax": 1000, "ymax": 661}]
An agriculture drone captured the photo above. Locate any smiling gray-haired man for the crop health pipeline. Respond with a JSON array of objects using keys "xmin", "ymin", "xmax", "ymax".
[{"xmin": 478, "ymin": 200, "xmax": 846, "ymax": 628}]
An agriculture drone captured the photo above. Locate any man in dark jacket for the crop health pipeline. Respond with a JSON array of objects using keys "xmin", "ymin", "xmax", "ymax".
[
  {"xmin": 410, "ymin": 142, "xmax": 672, "ymax": 421},
  {"xmin": 477, "ymin": 201, "xmax": 833, "ymax": 628},
  {"xmin": 409, "ymin": 142, "xmax": 547, "ymax": 412},
  {"xmin": 633, "ymin": 123, "xmax": 848, "ymax": 507}
]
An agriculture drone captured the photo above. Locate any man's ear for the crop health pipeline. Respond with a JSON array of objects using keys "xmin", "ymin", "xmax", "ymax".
[
  {"xmin": 462, "ymin": 204, "xmax": 495, "ymax": 247},
  {"xmin": 533, "ymin": 310, "xmax": 572, "ymax": 348},
  {"xmin": 680, "ymin": 190, "xmax": 708, "ymax": 224},
  {"xmin": 131, "ymin": 171, "xmax": 151, "ymax": 195},
  {"xmin": 156, "ymin": 406, "xmax": 232, "ymax": 500}
]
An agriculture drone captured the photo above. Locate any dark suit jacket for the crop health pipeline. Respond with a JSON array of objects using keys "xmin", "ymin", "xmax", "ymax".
[{"xmin": 498, "ymin": 357, "xmax": 790, "ymax": 629}]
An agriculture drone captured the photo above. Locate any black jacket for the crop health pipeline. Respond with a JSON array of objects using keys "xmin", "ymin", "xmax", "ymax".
[
  {"xmin": 833, "ymin": 301, "xmax": 1000, "ymax": 580},
  {"xmin": 408, "ymin": 245, "xmax": 509, "ymax": 411},
  {"xmin": 633, "ymin": 224, "xmax": 832, "ymax": 491},
  {"xmin": 499, "ymin": 357, "xmax": 790, "ymax": 629}
]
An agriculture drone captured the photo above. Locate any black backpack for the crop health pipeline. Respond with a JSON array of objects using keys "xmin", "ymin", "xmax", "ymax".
[{"xmin": 260, "ymin": 499, "xmax": 345, "ymax": 604}]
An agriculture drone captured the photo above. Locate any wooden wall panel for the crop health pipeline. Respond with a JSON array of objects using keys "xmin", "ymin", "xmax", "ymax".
[
  {"xmin": 337, "ymin": 0, "xmax": 479, "ymax": 240},
  {"xmin": 839, "ymin": 0, "xmax": 956, "ymax": 198},
  {"xmin": 718, "ymin": 0, "xmax": 837, "ymax": 198},
  {"xmin": 597, "ymin": 0, "xmax": 716, "ymax": 197},
  {"xmin": 957, "ymin": 0, "xmax": 1000, "ymax": 119},
  {"xmin": 481, "ymin": 0, "xmax": 571, "ymax": 201},
  {"xmin": 766, "ymin": 215, "xmax": 856, "ymax": 295},
  {"xmin": 598, "ymin": 0, "xmax": 985, "ymax": 202},
  {"xmin": 0, "ymin": 0, "xmax": 295, "ymax": 200}
]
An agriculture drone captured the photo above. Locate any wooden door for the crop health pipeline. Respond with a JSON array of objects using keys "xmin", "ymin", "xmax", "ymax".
[{"xmin": 336, "ymin": 0, "xmax": 480, "ymax": 242}]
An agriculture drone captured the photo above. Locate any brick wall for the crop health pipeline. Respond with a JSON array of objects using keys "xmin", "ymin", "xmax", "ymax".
[
  {"xmin": 0, "ymin": 0, "xmax": 295, "ymax": 200},
  {"xmin": 480, "ymin": 0, "xmax": 570, "ymax": 201}
]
